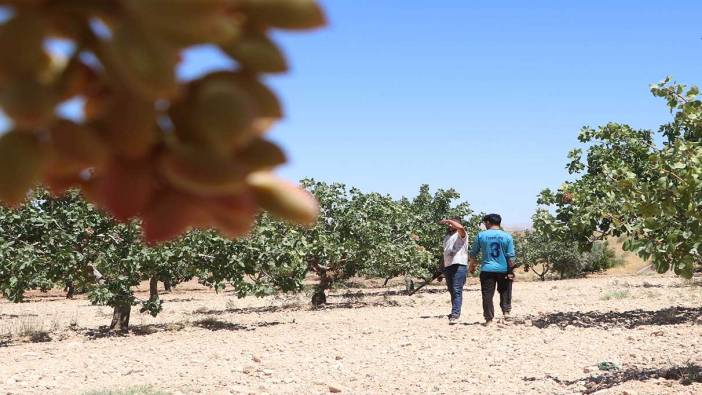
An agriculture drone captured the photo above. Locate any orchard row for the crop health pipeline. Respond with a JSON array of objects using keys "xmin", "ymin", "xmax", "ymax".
[{"xmin": 0, "ymin": 181, "xmax": 477, "ymax": 331}]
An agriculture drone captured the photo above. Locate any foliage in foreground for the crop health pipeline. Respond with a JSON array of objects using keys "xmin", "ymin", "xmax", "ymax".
[
  {"xmin": 0, "ymin": 0, "xmax": 324, "ymax": 243},
  {"xmin": 537, "ymin": 79, "xmax": 702, "ymax": 277}
]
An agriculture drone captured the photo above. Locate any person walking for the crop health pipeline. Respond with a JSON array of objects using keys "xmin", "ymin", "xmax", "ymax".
[
  {"xmin": 439, "ymin": 218, "xmax": 468, "ymax": 324},
  {"xmin": 469, "ymin": 214, "xmax": 516, "ymax": 326}
]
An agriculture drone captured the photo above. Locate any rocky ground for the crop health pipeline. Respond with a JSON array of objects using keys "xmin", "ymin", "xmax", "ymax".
[{"xmin": 1, "ymin": 274, "xmax": 701, "ymax": 395}]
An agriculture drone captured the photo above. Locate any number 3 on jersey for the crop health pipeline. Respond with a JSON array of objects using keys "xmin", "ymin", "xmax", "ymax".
[{"xmin": 489, "ymin": 242, "xmax": 501, "ymax": 258}]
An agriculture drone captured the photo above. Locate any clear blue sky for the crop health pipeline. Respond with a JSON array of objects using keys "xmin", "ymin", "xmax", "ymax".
[
  {"xmin": 261, "ymin": 0, "xmax": 701, "ymax": 227},
  {"xmin": 1, "ymin": 1, "xmax": 700, "ymax": 227}
]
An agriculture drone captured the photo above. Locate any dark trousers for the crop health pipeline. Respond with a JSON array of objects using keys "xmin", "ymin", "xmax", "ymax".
[
  {"xmin": 443, "ymin": 264, "xmax": 467, "ymax": 317},
  {"xmin": 479, "ymin": 271, "xmax": 512, "ymax": 321}
]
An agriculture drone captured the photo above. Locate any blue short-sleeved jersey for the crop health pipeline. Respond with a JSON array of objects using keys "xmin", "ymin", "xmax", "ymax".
[{"xmin": 470, "ymin": 229, "xmax": 515, "ymax": 273}]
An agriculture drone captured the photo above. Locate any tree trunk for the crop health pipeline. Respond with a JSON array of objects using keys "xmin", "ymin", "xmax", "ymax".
[
  {"xmin": 164, "ymin": 279, "xmax": 172, "ymax": 293},
  {"xmin": 149, "ymin": 275, "xmax": 158, "ymax": 302},
  {"xmin": 109, "ymin": 305, "xmax": 131, "ymax": 332},
  {"xmin": 404, "ymin": 275, "xmax": 414, "ymax": 294},
  {"xmin": 311, "ymin": 272, "xmax": 332, "ymax": 307},
  {"xmin": 311, "ymin": 287, "xmax": 326, "ymax": 306},
  {"xmin": 65, "ymin": 282, "xmax": 75, "ymax": 299},
  {"xmin": 383, "ymin": 277, "xmax": 392, "ymax": 287}
]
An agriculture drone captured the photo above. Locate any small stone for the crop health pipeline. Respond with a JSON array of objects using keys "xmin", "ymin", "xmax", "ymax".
[
  {"xmin": 583, "ymin": 367, "xmax": 591, "ymax": 374},
  {"xmin": 242, "ymin": 366, "xmax": 256, "ymax": 375},
  {"xmin": 252, "ymin": 355, "xmax": 262, "ymax": 363},
  {"xmin": 262, "ymin": 369, "xmax": 273, "ymax": 376},
  {"xmin": 329, "ymin": 385, "xmax": 343, "ymax": 393},
  {"xmin": 227, "ymin": 386, "xmax": 252, "ymax": 394},
  {"xmin": 335, "ymin": 355, "xmax": 343, "ymax": 360}
]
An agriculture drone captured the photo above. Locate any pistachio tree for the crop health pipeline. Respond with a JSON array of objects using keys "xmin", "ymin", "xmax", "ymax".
[{"xmin": 537, "ymin": 79, "xmax": 702, "ymax": 277}]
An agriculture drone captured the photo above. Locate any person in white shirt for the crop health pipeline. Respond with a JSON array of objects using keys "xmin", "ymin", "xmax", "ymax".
[{"xmin": 439, "ymin": 217, "xmax": 468, "ymax": 324}]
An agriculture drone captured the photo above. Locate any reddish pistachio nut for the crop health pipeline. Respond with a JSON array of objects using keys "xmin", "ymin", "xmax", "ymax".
[
  {"xmin": 207, "ymin": 193, "xmax": 257, "ymax": 237},
  {"xmin": 0, "ymin": 131, "xmax": 48, "ymax": 206},
  {"xmin": 142, "ymin": 189, "xmax": 211, "ymax": 245},
  {"xmin": 241, "ymin": 0, "xmax": 326, "ymax": 31},
  {"xmin": 0, "ymin": 12, "xmax": 50, "ymax": 81},
  {"xmin": 43, "ymin": 173, "xmax": 84, "ymax": 197},
  {"xmin": 102, "ymin": 20, "xmax": 179, "ymax": 99},
  {"xmin": 234, "ymin": 138, "xmax": 287, "ymax": 172},
  {"xmin": 47, "ymin": 119, "xmax": 109, "ymax": 176},
  {"xmin": 170, "ymin": 73, "xmax": 257, "ymax": 152},
  {"xmin": 0, "ymin": 79, "xmax": 58, "ymax": 128},
  {"xmin": 158, "ymin": 143, "xmax": 247, "ymax": 197},
  {"xmin": 83, "ymin": 86, "xmax": 112, "ymax": 121},
  {"xmin": 93, "ymin": 158, "xmax": 155, "ymax": 222},
  {"xmin": 54, "ymin": 59, "xmax": 98, "ymax": 101},
  {"xmin": 221, "ymin": 30, "xmax": 288, "ymax": 73},
  {"xmin": 93, "ymin": 96, "xmax": 160, "ymax": 159},
  {"xmin": 247, "ymin": 171, "xmax": 318, "ymax": 225},
  {"xmin": 123, "ymin": 0, "xmax": 242, "ymax": 46},
  {"xmin": 232, "ymin": 73, "xmax": 284, "ymax": 119}
]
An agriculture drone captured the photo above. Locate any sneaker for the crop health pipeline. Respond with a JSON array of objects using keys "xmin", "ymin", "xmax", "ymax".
[
  {"xmin": 448, "ymin": 315, "xmax": 459, "ymax": 325},
  {"xmin": 482, "ymin": 320, "xmax": 493, "ymax": 327},
  {"xmin": 503, "ymin": 312, "xmax": 511, "ymax": 321}
]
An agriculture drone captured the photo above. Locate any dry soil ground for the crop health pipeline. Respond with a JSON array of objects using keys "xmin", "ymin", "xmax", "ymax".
[{"xmin": 1, "ymin": 274, "xmax": 702, "ymax": 395}]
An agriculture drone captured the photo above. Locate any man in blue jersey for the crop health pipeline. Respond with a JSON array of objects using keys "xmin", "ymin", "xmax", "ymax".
[{"xmin": 469, "ymin": 214, "xmax": 516, "ymax": 325}]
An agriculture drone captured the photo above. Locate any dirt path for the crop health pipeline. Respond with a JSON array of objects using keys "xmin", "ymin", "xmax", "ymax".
[{"xmin": 1, "ymin": 275, "xmax": 701, "ymax": 394}]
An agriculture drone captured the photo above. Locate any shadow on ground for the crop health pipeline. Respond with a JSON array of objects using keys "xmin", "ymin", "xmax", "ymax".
[
  {"xmin": 525, "ymin": 363, "xmax": 702, "ymax": 394},
  {"xmin": 0, "ymin": 331, "xmax": 53, "ymax": 346},
  {"xmin": 162, "ymin": 298, "xmax": 200, "ymax": 303},
  {"xmin": 73, "ymin": 318, "xmax": 284, "ymax": 339},
  {"xmin": 194, "ymin": 304, "xmax": 303, "ymax": 316},
  {"xmin": 193, "ymin": 318, "xmax": 283, "ymax": 332},
  {"xmin": 313, "ymin": 300, "xmax": 403, "ymax": 310},
  {"xmin": 0, "ymin": 313, "xmax": 39, "ymax": 318},
  {"xmin": 519, "ymin": 306, "xmax": 702, "ymax": 329},
  {"xmin": 75, "ymin": 323, "xmax": 186, "ymax": 339},
  {"xmin": 194, "ymin": 298, "xmax": 408, "ymax": 316},
  {"xmin": 328, "ymin": 287, "xmax": 451, "ymax": 299}
]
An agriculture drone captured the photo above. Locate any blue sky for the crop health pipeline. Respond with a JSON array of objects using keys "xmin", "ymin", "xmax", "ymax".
[
  {"xmin": 2, "ymin": 1, "xmax": 700, "ymax": 227},
  {"xmin": 260, "ymin": 0, "xmax": 701, "ymax": 227}
]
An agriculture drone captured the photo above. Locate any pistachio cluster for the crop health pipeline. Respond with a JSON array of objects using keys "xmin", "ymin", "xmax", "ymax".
[{"xmin": 0, "ymin": 0, "xmax": 324, "ymax": 243}]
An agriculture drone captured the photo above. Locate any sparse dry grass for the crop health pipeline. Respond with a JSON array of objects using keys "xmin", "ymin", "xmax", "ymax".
[
  {"xmin": 601, "ymin": 289, "xmax": 631, "ymax": 300},
  {"xmin": 82, "ymin": 386, "xmax": 169, "ymax": 395},
  {"xmin": 1, "ymin": 315, "xmax": 54, "ymax": 342}
]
